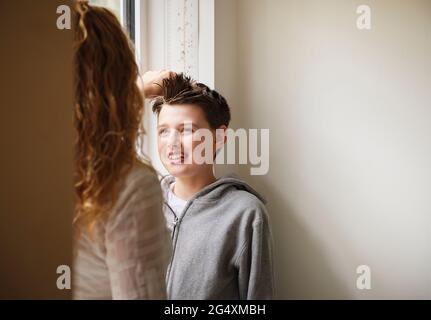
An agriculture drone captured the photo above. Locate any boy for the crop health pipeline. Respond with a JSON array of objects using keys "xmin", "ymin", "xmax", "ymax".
[{"xmin": 152, "ymin": 74, "xmax": 273, "ymax": 300}]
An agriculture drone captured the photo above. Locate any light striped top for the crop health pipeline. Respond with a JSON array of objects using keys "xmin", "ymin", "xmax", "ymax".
[{"xmin": 73, "ymin": 164, "xmax": 171, "ymax": 300}]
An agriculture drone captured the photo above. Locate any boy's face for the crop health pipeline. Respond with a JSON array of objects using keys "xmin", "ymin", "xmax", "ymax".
[{"xmin": 157, "ymin": 104, "xmax": 219, "ymax": 178}]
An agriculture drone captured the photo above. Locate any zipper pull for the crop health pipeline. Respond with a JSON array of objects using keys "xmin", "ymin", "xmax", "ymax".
[{"xmin": 171, "ymin": 216, "xmax": 179, "ymax": 240}]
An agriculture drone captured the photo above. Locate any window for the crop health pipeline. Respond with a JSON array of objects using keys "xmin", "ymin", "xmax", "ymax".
[
  {"xmin": 141, "ymin": 0, "xmax": 213, "ymax": 174},
  {"xmin": 89, "ymin": 0, "xmax": 122, "ymax": 21},
  {"xmin": 90, "ymin": 0, "xmax": 135, "ymax": 42},
  {"xmin": 90, "ymin": 0, "xmax": 214, "ymax": 174},
  {"xmin": 123, "ymin": 0, "xmax": 135, "ymax": 43}
]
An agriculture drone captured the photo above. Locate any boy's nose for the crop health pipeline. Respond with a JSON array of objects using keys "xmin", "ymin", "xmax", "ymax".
[{"xmin": 167, "ymin": 131, "xmax": 181, "ymax": 148}]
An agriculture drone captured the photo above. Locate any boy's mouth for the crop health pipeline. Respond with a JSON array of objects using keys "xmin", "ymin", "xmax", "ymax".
[{"xmin": 168, "ymin": 152, "xmax": 185, "ymax": 164}]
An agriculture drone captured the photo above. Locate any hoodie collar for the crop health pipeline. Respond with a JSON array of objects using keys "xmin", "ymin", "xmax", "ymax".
[{"xmin": 160, "ymin": 174, "xmax": 267, "ymax": 204}]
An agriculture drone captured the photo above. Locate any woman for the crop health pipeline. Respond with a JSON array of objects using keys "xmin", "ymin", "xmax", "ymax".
[{"xmin": 72, "ymin": 1, "xmax": 172, "ymax": 299}]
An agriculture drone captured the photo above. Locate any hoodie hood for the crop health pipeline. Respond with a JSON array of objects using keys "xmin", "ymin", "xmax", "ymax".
[{"xmin": 160, "ymin": 174, "xmax": 267, "ymax": 205}]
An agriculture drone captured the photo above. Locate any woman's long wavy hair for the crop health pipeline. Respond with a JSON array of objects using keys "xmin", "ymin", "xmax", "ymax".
[{"xmin": 73, "ymin": 1, "xmax": 150, "ymax": 236}]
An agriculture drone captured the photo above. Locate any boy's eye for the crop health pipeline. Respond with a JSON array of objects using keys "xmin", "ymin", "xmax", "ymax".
[
  {"xmin": 182, "ymin": 127, "xmax": 194, "ymax": 134},
  {"xmin": 158, "ymin": 128, "xmax": 169, "ymax": 137}
]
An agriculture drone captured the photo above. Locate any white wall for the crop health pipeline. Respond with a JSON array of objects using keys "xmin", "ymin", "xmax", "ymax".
[{"xmin": 214, "ymin": 0, "xmax": 431, "ymax": 299}]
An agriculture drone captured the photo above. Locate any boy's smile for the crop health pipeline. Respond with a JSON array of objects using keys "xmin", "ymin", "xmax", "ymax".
[{"xmin": 167, "ymin": 150, "xmax": 184, "ymax": 165}]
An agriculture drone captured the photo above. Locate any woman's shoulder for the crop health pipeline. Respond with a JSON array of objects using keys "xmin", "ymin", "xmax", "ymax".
[
  {"xmin": 117, "ymin": 162, "xmax": 161, "ymax": 203},
  {"xmin": 105, "ymin": 163, "xmax": 162, "ymax": 226},
  {"xmin": 124, "ymin": 162, "xmax": 160, "ymax": 188}
]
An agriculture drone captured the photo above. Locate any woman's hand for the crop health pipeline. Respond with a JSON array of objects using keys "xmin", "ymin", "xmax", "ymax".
[{"xmin": 138, "ymin": 70, "xmax": 176, "ymax": 99}]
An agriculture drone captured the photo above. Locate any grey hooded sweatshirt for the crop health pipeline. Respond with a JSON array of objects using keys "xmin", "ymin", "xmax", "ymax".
[{"xmin": 161, "ymin": 174, "xmax": 274, "ymax": 300}]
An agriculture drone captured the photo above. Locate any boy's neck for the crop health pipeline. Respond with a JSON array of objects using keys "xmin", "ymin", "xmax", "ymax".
[{"xmin": 174, "ymin": 172, "xmax": 217, "ymax": 201}]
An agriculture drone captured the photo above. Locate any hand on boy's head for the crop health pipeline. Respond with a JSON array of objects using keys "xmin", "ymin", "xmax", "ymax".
[{"xmin": 139, "ymin": 70, "xmax": 176, "ymax": 99}]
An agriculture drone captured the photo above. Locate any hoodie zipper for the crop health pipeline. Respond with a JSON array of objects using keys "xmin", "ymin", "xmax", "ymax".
[
  {"xmin": 165, "ymin": 202, "xmax": 179, "ymax": 240},
  {"xmin": 165, "ymin": 201, "xmax": 193, "ymax": 292},
  {"xmin": 172, "ymin": 215, "xmax": 179, "ymax": 240},
  {"xmin": 165, "ymin": 202, "xmax": 181, "ymax": 287}
]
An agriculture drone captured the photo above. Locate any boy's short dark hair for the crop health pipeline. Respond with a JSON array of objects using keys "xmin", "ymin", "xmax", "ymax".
[{"xmin": 152, "ymin": 73, "xmax": 231, "ymax": 129}]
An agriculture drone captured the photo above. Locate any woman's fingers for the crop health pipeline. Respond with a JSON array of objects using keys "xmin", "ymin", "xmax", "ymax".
[{"xmin": 141, "ymin": 70, "xmax": 176, "ymax": 98}]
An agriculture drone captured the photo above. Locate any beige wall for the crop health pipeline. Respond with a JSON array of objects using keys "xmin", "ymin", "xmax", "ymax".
[
  {"xmin": 215, "ymin": 0, "xmax": 431, "ymax": 299},
  {"xmin": 0, "ymin": 0, "xmax": 74, "ymax": 299}
]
